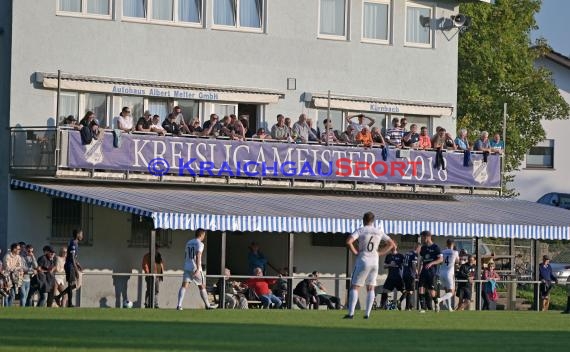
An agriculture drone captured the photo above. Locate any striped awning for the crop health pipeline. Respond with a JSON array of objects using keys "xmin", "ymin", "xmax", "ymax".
[{"xmin": 10, "ymin": 179, "xmax": 570, "ymax": 240}]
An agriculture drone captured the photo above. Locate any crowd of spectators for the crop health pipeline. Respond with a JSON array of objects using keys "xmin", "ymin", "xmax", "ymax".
[
  {"xmin": 1, "ymin": 241, "xmax": 71, "ymax": 307},
  {"xmin": 61, "ymin": 108, "xmax": 506, "ymax": 154}
]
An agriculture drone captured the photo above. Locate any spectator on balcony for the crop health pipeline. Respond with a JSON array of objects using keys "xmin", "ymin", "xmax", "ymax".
[
  {"xmin": 307, "ymin": 118, "xmax": 320, "ymax": 142},
  {"xmin": 116, "ymin": 107, "xmax": 134, "ymax": 133},
  {"xmin": 171, "ymin": 106, "xmax": 191, "ymax": 134},
  {"xmin": 271, "ymin": 114, "xmax": 290, "ymax": 140},
  {"xmin": 402, "ymin": 124, "xmax": 420, "ymax": 148},
  {"xmin": 62, "ymin": 115, "xmax": 81, "ymax": 130},
  {"xmin": 202, "ymin": 114, "xmax": 222, "ymax": 136},
  {"xmin": 79, "ymin": 111, "xmax": 96, "ymax": 128},
  {"xmin": 418, "ymin": 126, "xmax": 432, "ymax": 149},
  {"xmin": 246, "ymin": 267, "xmax": 282, "ymax": 309},
  {"xmin": 292, "ymin": 114, "xmax": 317, "ymax": 143},
  {"xmin": 490, "ymin": 133, "xmax": 505, "ymax": 154},
  {"xmin": 186, "ymin": 118, "xmax": 202, "ymax": 135},
  {"xmin": 321, "ymin": 119, "xmax": 338, "ymax": 144},
  {"xmin": 136, "ymin": 111, "xmax": 153, "ymax": 132},
  {"xmin": 252, "ymin": 128, "xmax": 271, "ymax": 140},
  {"xmin": 284, "ymin": 117, "xmax": 292, "ymax": 131},
  {"xmin": 339, "ymin": 125, "xmax": 356, "ymax": 144},
  {"xmin": 346, "ymin": 113, "xmax": 376, "ymax": 135},
  {"xmin": 399, "ymin": 118, "xmax": 409, "ymax": 133},
  {"xmin": 231, "ymin": 115, "xmax": 246, "ymax": 141},
  {"xmin": 385, "ymin": 118, "xmax": 404, "ymax": 148},
  {"xmin": 240, "ymin": 117, "xmax": 255, "ymax": 138},
  {"xmin": 455, "ymin": 129, "xmax": 470, "ymax": 151},
  {"xmin": 473, "ymin": 131, "xmax": 491, "ymax": 152},
  {"xmin": 219, "ymin": 116, "xmax": 233, "ymax": 138},
  {"xmin": 432, "ymin": 128, "xmax": 456, "ymax": 150},
  {"xmin": 80, "ymin": 119, "xmax": 102, "ymax": 145},
  {"xmin": 356, "ymin": 125, "xmax": 373, "ymax": 148},
  {"xmin": 371, "ymin": 127, "xmax": 385, "ymax": 146},
  {"xmin": 150, "ymin": 115, "xmax": 166, "ymax": 135},
  {"xmin": 162, "ymin": 113, "xmax": 182, "ymax": 135}
]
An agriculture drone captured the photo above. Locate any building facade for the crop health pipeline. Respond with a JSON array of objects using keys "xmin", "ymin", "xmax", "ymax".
[{"xmin": 512, "ymin": 51, "xmax": 570, "ymax": 202}]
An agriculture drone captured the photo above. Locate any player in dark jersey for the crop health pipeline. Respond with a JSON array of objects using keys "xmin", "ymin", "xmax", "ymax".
[
  {"xmin": 400, "ymin": 243, "xmax": 421, "ymax": 310},
  {"xmin": 380, "ymin": 246, "xmax": 405, "ymax": 309},
  {"xmin": 418, "ymin": 230, "xmax": 443, "ymax": 312},
  {"xmin": 55, "ymin": 229, "xmax": 83, "ymax": 307}
]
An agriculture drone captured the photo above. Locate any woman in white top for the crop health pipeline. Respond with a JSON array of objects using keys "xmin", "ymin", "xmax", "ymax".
[{"xmin": 54, "ymin": 247, "xmax": 67, "ymax": 307}]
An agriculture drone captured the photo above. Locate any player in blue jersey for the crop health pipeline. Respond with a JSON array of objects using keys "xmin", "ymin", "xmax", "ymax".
[
  {"xmin": 55, "ymin": 229, "xmax": 83, "ymax": 307},
  {"xmin": 400, "ymin": 243, "xmax": 421, "ymax": 310},
  {"xmin": 418, "ymin": 231, "xmax": 443, "ymax": 312},
  {"xmin": 379, "ymin": 246, "xmax": 405, "ymax": 309}
]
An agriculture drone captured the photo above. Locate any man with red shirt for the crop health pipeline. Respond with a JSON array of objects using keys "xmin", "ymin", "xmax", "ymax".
[{"xmin": 246, "ymin": 267, "xmax": 282, "ymax": 309}]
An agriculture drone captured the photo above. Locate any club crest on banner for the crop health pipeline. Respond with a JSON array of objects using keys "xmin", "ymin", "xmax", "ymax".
[{"xmin": 472, "ymin": 159, "xmax": 489, "ymax": 184}]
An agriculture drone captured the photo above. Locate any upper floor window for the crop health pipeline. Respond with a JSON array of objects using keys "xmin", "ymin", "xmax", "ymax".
[
  {"xmin": 213, "ymin": 0, "xmax": 263, "ymax": 30},
  {"xmin": 319, "ymin": 0, "xmax": 348, "ymax": 40},
  {"xmin": 123, "ymin": 0, "xmax": 202, "ymax": 25},
  {"xmin": 58, "ymin": 0, "xmax": 112, "ymax": 17},
  {"xmin": 362, "ymin": 0, "xmax": 390, "ymax": 43},
  {"xmin": 405, "ymin": 2, "xmax": 432, "ymax": 47},
  {"xmin": 525, "ymin": 139, "xmax": 554, "ymax": 169}
]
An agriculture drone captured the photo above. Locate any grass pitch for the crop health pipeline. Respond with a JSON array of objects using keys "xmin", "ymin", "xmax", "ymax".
[{"xmin": 1, "ymin": 308, "xmax": 569, "ymax": 351}]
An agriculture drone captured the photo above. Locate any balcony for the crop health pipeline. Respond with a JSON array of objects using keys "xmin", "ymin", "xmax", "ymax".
[{"xmin": 9, "ymin": 127, "xmax": 503, "ymax": 195}]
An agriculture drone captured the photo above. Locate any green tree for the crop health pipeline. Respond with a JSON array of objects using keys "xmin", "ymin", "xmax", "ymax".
[{"xmin": 457, "ymin": 0, "xmax": 569, "ymax": 194}]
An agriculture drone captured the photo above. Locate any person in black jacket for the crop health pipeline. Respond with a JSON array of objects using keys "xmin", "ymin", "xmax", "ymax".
[
  {"xmin": 162, "ymin": 113, "xmax": 182, "ymax": 135},
  {"xmin": 456, "ymin": 255, "xmax": 476, "ymax": 311},
  {"xmin": 293, "ymin": 275, "xmax": 318, "ymax": 309}
]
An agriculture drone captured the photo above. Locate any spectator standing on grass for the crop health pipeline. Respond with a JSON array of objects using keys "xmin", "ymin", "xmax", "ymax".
[
  {"xmin": 539, "ymin": 255, "xmax": 558, "ymax": 311},
  {"xmin": 36, "ymin": 246, "xmax": 56, "ymax": 307},
  {"xmin": 481, "ymin": 261, "xmax": 500, "ymax": 310},
  {"xmin": 54, "ymin": 247, "xmax": 67, "ymax": 307},
  {"xmin": 142, "ymin": 244, "xmax": 164, "ymax": 309},
  {"xmin": 3, "ymin": 243, "xmax": 25, "ymax": 306},
  {"xmin": 55, "ymin": 229, "xmax": 83, "ymax": 307},
  {"xmin": 344, "ymin": 212, "xmax": 396, "ymax": 319},
  {"xmin": 176, "ymin": 228, "xmax": 216, "ymax": 310},
  {"xmin": 21, "ymin": 244, "xmax": 38, "ymax": 307},
  {"xmin": 456, "ymin": 255, "xmax": 476, "ymax": 311}
]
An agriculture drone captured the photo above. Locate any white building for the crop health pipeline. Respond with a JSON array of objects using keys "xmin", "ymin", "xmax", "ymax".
[{"xmin": 512, "ymin": 50, "xmax": 570, "ymax": 201}]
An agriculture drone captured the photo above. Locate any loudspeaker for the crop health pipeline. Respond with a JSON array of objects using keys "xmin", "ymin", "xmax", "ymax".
[
  {"xmin": 303, "ymin": 93, "xmax": 313, "ymax": 103},
  {"xmin": 419, "ymin": 15, "xmax": 430, "ymax": 28},
  {"xmin": 451, "ymin": 14, "xmax": 471, "ymax": 28}
]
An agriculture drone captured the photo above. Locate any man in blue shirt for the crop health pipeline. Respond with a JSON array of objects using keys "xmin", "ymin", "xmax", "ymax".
[
  {"xmin": 379, "ymin": 246, "xmax": 405, "ymax": 309},
  {"xmin": 248, "ymin": 242, "xmax": 268, "ymax": 275},
  {"xmin": 55, "ymin": 229, "xmax": 83, "ymax": 307},
  {"xmin": 489, "ymin": 133, "xmax": 505, "ymax": 154},
  {"xmin": 418, "ymin": 231, "xmax": 443, "ymax": 312},
  {"xmin": 539, "ymin": 255, "xmax": 558, "ymax": 311}
]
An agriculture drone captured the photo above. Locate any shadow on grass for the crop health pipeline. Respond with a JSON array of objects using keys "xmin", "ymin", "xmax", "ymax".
[{"xmin": 0, "ymin": 316, "xmax": 568, "ymax": 351}]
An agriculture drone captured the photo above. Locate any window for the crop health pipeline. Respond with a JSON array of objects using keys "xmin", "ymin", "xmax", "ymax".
[
  {"xmin": 319, "ymin": 0, "xmax": 347, "ymax": 39},
  {"xmin": 130, "ymin": 215, "xmax": 172, "ymax": 248},
  {"xmin": 213, "ymin": 0, "xmax": 263, "ymax": 30},
  {"xmin": 84, "ymin": 93, "xmax": 107, "ymax": 126},
  {"xmin": 405, "ymin": 2, "xmax": 432, "ymax": 46},
  {"xmin": 177, "ymin": 100, "xmax": 200, "ymax": 124},
  {"xmin": 526, "ymin": 139, "xmax": 554, "ymax": 169},
  {"xmin": 312, "ymin": 233, "xmax": 348, "ymax": 247},
  {"xmin": 212, "ymin": 103, "xmax": 237, "ymax": 117},
  {"xmin": 316, "ymin": 110, "xmax": 344, "ymax": 136},
  {"xmin": 362, "ymin": 0, "xmax": 390, "ymax": 43},
  {"xmin": 51, "ymin": 198, "xmax": 93, "ymax": 245},
  {"xmin": 59, "ymin": 92, "xmax": 79, "ymax": 122},
  {"xmin": 58, "ymin": 0, "xmax": 112, "ymax": 17},
  {"xmin": 123, "ymin": 0, "xmax": 202, "ymax": 25},
  {"xmin": 147, "ymin": 99, "xmax": 170, "ymax": 120}
]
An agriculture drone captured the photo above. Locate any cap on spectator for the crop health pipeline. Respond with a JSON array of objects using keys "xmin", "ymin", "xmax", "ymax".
[
  {"xmin": 543, "ymin": 255, "xmax": 550, "ymax": 261},
  {"xmin": 144, "ymin": 110, "xmax": 152, "ymax": 116}
]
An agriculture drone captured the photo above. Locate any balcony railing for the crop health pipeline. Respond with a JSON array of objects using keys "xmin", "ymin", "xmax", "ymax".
[{"xmin": 9, "ymin": 127, "xmax": 503, "ymax": 195}]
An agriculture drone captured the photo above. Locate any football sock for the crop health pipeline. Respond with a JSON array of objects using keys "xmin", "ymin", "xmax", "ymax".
[
  {"xmin": 405, "ymin": 293, "xmax": 413, "ymax": 309},
  {"xmin": 440, "ymin": 292, "xmax": 453, "ymax": 307},
  {"xmin": 365, "ymin": 290, "xmax": 375, "ymax": 317},
  {"xmin": 419, "ymin": 293, "xmax": 426, "ymax": 310},
  {"xmin": 200, "ymin": 288, "xmax": 210, "ymax": 308},
  {"xmin": 426, "ymin": 293, "xmax": 433, "ymax": 310},
  {"xmin": 380, "ymin": 293, "xmax": 388, "ymax": 308},
  {"xmin": 347, "ymin": 288, "xmax": 358, "ymax": 316},
  {"xmin": 177, "ymin": 287, "xmax": 186, "ymax": 308}
]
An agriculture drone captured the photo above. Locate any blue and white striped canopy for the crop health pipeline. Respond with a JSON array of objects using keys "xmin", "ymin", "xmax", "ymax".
[{"xmin": 11, "ymin": 179, "xmax": 570, "ymax": 240}]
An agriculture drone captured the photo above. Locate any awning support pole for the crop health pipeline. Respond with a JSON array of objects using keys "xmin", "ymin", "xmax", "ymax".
[
  {"xmin": 287, "ymin": 232, "xmax": 295, "ymax": 309},
  {"xmin": 220, "ymin": 231, "xmax": 227, "ymax": 309},
  {"xmin": 149, "ymin": 229, "xmax": 156, "ymax": 309}
]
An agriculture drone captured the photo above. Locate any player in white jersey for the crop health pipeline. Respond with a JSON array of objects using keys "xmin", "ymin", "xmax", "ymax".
[
  {"xmin": 438, "ymin": 239, "xmax": 459, "ymax": 311},
  {"xmin": 344, "ymin": 212, "xmax": 396, "ymax": 319},
  {"xmin": 176, "ymin": 228, "xmax": 216, "ymax": 310}
]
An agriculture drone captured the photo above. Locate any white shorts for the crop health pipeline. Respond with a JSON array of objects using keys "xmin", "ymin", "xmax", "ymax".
[
  {"xmin": 183, "ymin": 270, "xmax": 205, "ymax": 286},
  {"xmin": 351, "ymin": 260, "xmax": 378, "ymax": 287},
  {"xmin": 440, "ymin": 272, "xmax": 455, "ymax": 290}
]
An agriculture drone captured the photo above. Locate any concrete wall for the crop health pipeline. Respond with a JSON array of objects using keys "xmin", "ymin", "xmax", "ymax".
[{"xmin": 511, "ymin": 57, "xmax": 570, "ymax": 201}]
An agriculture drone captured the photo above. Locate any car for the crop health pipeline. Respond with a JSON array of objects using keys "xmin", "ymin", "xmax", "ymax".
[
  {"xmin": 549, "ymin": 263, "xmax": 570, "ymax": 283},
  {"xmin": 537, "ymin": 192, "xmax": 570, "ymax": 210}
]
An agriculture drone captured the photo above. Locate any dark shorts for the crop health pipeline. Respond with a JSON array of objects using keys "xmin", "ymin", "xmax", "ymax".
[
  {"xmin": 540, "ymin": 283, "xmax": 553, "ymax": 298},
  {"xmin": 419, "ymin": 268, "xmax": 437, "ymax": 290},
  {"xmin": 457, "ymin": 284, "xmax": 471, "ymax": 300},
  {"xmin": 65, "ymin": 266, "xmax": 77, "ymax": 285},
  {"xmin": 383, "ymin": 277, "xmax": 404, "ymax": 292},
  {"xmin": 403, "ymin": 275, "xmax": 416, "ymax": 292}
]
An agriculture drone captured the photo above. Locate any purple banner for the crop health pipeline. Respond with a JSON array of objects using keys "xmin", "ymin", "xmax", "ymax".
[{"xmin": 67, "ymin": 131, "xmax": 501, "ymax": 188}]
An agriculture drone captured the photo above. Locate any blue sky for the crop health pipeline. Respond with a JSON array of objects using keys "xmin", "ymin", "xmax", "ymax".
[{"xmin": 532, "ymin": 0, "xmax": 570, "ymax": 56}]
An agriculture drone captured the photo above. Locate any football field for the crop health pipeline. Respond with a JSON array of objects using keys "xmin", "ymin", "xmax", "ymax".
[{"xmin": 1, "ymin": 309, "xmax": 568, "ymax": 351}]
